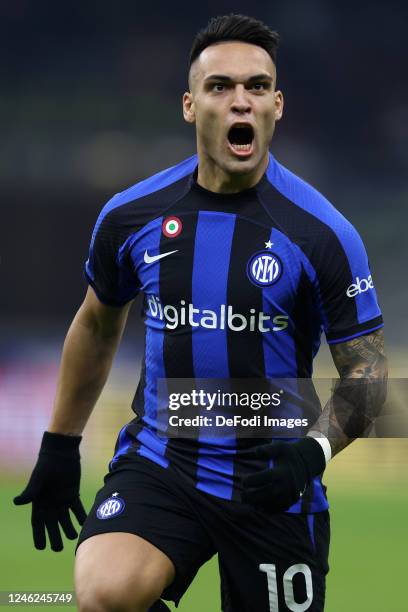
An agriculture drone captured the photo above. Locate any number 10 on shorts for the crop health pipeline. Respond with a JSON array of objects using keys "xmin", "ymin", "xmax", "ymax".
[{"xmin": 259, "ymin": 563, "xmax": 313, "ymax": 611}]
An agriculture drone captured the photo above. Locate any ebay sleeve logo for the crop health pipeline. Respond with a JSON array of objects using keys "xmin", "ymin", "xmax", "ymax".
[{"xmin": 346, "ymin": 275, "xmax": 374, "ymax": 298}]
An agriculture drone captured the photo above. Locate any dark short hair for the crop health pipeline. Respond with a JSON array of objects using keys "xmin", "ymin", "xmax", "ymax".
[{"xmin": 189, "ymin": 14, "xmax": 280, "ymax": 68}]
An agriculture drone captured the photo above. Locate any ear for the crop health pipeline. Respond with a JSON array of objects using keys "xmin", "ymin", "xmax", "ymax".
[
  {"xmin": 274, "ymin": 90, "xmax": 284, "ymax": 122},
  {"xmin": 183, "ymin": 91, "xmax": 195, "ymax": 123}
]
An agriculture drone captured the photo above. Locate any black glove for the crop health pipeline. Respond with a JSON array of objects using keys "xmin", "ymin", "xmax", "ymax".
[
  {"xmin": 242, "ymin": 437, "xmax": 326, "ymax": 512},
  {"xmin": 13, "ymin": 431, "xmax": 87, "ymax": 551}
]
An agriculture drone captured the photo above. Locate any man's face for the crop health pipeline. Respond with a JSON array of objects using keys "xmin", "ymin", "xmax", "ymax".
[{"xmin": 184, "ymin": 41, "xmax": 283, "ymax": 176}]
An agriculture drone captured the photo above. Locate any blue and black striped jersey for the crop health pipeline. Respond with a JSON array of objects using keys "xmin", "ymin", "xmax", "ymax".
[{"xmin": 85, "ymin": 153, "xmax": 383, "ymax": 513}]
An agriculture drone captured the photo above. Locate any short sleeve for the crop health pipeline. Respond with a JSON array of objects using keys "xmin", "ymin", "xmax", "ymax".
[
  {"xmin": 84, "ymin": 196, "xmax": 140, "ymax": 306},
  {"xmin": 315, "ymin": 222, "xmax": 383, "ymax": 344}
]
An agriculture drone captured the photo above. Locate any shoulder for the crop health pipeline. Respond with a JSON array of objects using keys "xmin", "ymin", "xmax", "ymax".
[
  {"xmin": 94, "ymin": 154, "xmax": 197, "ymax": 230},
  {"xmin": 265, "ymin": 154, "xmax": 362, "ymax": 250}
]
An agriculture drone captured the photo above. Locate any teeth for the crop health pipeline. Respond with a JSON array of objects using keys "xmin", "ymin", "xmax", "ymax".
[{"xmin": 231, "ymin": 143, "xmax": 252, "ymax": 151}]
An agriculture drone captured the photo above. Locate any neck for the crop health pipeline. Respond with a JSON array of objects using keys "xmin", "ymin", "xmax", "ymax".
[{"xmin": 196, "ymin": 152, "xmax": 269, "ymax": 194}]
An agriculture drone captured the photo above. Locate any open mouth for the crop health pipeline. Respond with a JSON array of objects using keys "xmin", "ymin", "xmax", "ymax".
[{"xmin": 227, "ymin": 124, "xmax": 254, "ymax": 155}]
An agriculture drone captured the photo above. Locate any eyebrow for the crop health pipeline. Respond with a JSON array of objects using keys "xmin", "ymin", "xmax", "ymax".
[{"xmin": 203, "ymin": 73, "xmax": 274, "ymax": 84}]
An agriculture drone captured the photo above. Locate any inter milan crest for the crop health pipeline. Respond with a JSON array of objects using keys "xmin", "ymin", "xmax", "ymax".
[
  {"xmin": 96, "ymin": 493, "xmax": 125, "ymax": 520},
  {"xmin": 162, "ymin": 216, "xmax": 182, "ymax": 238},
  {"xmin": 247, "ymin": 250, "xmax": 283, "ymax": 287}
]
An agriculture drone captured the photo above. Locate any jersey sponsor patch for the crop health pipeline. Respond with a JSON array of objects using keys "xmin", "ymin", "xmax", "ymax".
[
  {"xmin": 146, "ymin": 295, "xmax": 289, "ymax": 332},
  {"xmin": 247, "ymin": 251, "xmax": 283, "ymax": 287},
  {"xmin": 346, "ymin": 275, "xmax": 374, "ymax": 297},
  {"xmin": 96, "ymin": 493, "xmax": 125, "ymax": 519}
]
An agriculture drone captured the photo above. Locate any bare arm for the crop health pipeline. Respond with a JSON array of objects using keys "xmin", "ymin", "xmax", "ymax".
[
  {"xmin": 48, "ymin": 287, "xmax": 133, "ymax": 436},
  {"xmin": 311, "ymin": 328, "xmax": 388, "ymax": 457}
]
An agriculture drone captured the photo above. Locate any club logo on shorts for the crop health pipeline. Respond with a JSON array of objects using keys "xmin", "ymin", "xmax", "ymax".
[
  {"xmin": 96, "ymin": 494, "xmax": 125, "ymax": 520},
  {"xmin": 247, "ymin": 251, "xmax": 283, "ymax": 287},
  {"xmin": 162, "ymin": 216, "xmax": 182, "ymax": 238}
]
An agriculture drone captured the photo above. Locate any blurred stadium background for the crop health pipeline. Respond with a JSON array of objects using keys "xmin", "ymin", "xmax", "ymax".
[{"xmin": 1, "ymin": 1, "xmax": 407, "ymax": 610}]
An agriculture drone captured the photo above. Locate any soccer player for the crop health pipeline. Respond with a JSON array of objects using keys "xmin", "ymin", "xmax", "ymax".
[{"xmin": 14, "ymin": 14, "xmax": 387, "ymax": 612}]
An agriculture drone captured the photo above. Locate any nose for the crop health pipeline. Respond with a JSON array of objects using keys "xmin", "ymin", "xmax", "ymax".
[{"xmin": 230, "ymin": 84, "xmax": 251, "ymax": 115}]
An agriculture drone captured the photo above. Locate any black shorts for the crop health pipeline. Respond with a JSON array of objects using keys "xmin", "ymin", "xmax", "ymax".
[{"xmin": 77, "ymin": 456, "xmax": 330, "ymax": 611}]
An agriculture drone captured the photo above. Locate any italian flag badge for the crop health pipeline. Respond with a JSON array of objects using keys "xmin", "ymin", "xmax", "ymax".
[{"xmin": 162, "ymin": 216, "xmax": 182, "ymax": 238}]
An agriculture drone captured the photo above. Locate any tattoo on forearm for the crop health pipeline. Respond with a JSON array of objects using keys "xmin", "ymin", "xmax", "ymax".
[{"xmin": 313, "ymin": 329, "xmax": 388, "ymax": 457}]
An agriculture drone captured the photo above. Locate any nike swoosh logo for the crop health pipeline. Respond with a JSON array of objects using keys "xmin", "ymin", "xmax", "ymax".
[{"xmin": 144, "ymin": 249, "xmax": 178, "ymax": 264}]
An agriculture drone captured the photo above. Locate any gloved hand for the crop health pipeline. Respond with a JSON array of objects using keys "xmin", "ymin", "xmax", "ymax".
[
  {"xmin": 242, "ymin": 437, "xmax": 326, "ymax": 512},
  {"xmin": 13, "ymin": 431, "xmax": 87, "ymax": 551}
]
